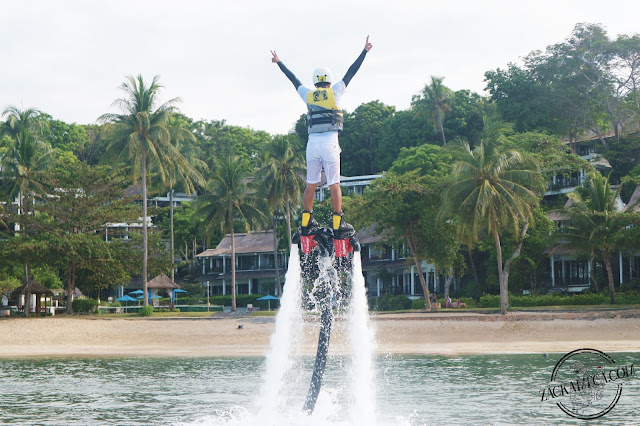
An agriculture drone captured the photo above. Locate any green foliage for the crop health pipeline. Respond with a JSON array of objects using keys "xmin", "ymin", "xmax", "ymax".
[
  {"xmin": 31, "ymin": 266, "xmax": 63, "ymax": 289},
  {"xmin": 389, "ymin": 144, "xmax": 453, "ymax": 177},
  {"xmin": 0, "ymin": 276, "xmax": 21, "ymax": 293},
  {"xmin": 412, "ymin": 76, "xmax": 454, "ymax": 145},
  {"xmin": 206, "ymin": 294, "xmax": 279, "ymax": 310},
  {"xmin": 503, "ymin": 132, "xmax": 590, "ymax": 181},
  {"xmin": 140, "ymin": 305, "xmax": 154, "ymax": 316},
  {"xmin": 72, "ymin": 298, "xmax": 99, "ymax": 314},
  {"xmin": 190, "ymin": 119, "xmax": 272, "ymax": 169},
  {"xmin": 411, "ymin": 298, "xmax": 425, "ymax": 309},
  {"xmin": 477, "ymin": 291, "xmax": 640, "ymax": 307},
  {"xmin": 340, "ymin": 100, "xmax": 396, "ymax": 175},
  {"xmin": 371, "ymin": 295, "xmax": 412, "ymax": 311}
]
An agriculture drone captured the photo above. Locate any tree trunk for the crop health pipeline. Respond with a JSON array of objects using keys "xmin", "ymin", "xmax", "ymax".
[
  {"xmin": 170, "ymin": 188, "xmax": 175, "ymax": 283},
  {"xmin": 230, "ymin": 209, "xmax": 237, "ymax": 311},
  {"xmin": 141, "ymin": 151, "xmax": 149, "ymax": 306},
  {"xmin": 444, "ymin": 269, "xmax": 454, "ymax": 300},
  {"xmin": 272, "ymin": 215, "xmax": 282, "ymax": 297},
  {"xmin": 467, "ymin": 245, "xmax": 480, "ymax": 289},
  {"xmin": 65, "ymin": 263, "xmax": 76, "ymax": 314},
  {"xmin": 493, "ymin": 230, "xmax": 507, "ymax": 314},
  {"xmin": 589, "ymin": 251, "xmax": 599, "ymax": 292},
  {"xmin": 439, "ymin": 120, "xmax": 446, "ymax": 146},
  {"xmin": 406, "ymin": 224, "xmax": 431, "ymax": 310},
  {"xmin": 603, "ymin": 253, "xmax": 616, "ymax": 304},
  {"xmin": 496, "ymin": 223, "xmax": 529, "ymax": 315}
]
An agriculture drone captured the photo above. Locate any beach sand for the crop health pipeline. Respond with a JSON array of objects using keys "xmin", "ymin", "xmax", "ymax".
[{"xmin": 1, "ymin": 310, "xmax": 639, "ymax": 358}]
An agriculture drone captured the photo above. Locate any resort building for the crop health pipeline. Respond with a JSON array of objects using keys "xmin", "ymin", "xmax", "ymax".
[
  {"xmin": 194, "ymin": 227, "xmax": 448, "ymax": 299},
  {"xmin": 544, "ymin": 138, "xmax": 640, "ymax": 292},
  {"xmin": 195, "ymin": 230, "xmax": 288, "ymax": 296}
]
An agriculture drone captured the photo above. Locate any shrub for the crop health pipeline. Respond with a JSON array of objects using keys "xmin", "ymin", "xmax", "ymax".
[
  {"xmin": 140, "ymin": 306, "xmax": 154, "ymax": 316},
  {"xmin": 616, "ymin": 291, "xmax": 640, "ymax": 304},
  {"xmin": 478, "ymin": 294, "xmax": 500, "ymax": 308},
  {"xmin": 72, "ymin": 298, "xmax": 99, "ymax": 314},
  {"xmin": 373, "ymin": 295, "xmax": 412, "ymax": 311},
  {"xmin": 411, "ymin": 298, "xmax": 426, "ymax": 310},
  {"xmin": 458, "ymin": 297, "xmax": 476, "ymax": 308}
]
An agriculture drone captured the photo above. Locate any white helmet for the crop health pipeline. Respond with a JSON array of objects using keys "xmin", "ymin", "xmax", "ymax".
[{"xmin": 313, "ymin": 67, "xmax": 332, "ymax": 85}]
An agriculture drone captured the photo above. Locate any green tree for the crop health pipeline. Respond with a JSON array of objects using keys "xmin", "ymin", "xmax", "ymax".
[
  {"xmin": 99, "ymin": 75, "xmax": 189, "ymax": 305},
  {"xmin": 38, "ymin": 161, "xmax": 135, "ymax": 313},
  {"xmin": 377, "ymin": 109, "xmax": 434, "ymax": 171},
  {"xmin": 339, "ymin": 100, "xmax": 395, "ymax": 175},
  {"xmin": 440, "ymin": 119, "xmax": 546, "ymax": 314},
  {"xmin": 195, "ymin": 155, "xmax": 266, "ymax": 311},
  {"xmin": 389, "ymin": 144, "xmax": 454, "ymax": 177},
  {"xmin": 158, "ymin": 113, "xmax": 206, "ymax": 283},
  {"xmin": 350, "ymin": 170, "xmax": 462, "ymax": 308},
  {"xmin": 1, "ymin": 106, "xmax": 52, "ymax": 314},
  {"xmin": 412, "ymin": 76, "xmax": 454, "ymax": 146},
  {"xmin": 561, "ymin": 172, "xmax": 635, "ymax": 303},
  {"xmin": 258, "ymin": 136, "xmax": 305, "ymax": 295}
]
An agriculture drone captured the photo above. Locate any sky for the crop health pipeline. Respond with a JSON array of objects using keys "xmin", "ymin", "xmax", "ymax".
[{"xmin": 2, "ymin": 0, "xmax": 640, "ymax": 135}]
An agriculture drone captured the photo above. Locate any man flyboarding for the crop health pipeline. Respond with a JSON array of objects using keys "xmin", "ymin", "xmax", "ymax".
[{"xmin": 271, "ymin": 36, "xmax": 373, "ymax": 240}]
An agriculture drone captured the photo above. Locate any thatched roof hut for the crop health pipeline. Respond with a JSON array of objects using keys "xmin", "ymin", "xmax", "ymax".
[
  {"xmin": 11, "ymin": 280, "xmax": 54, "ymax": 315},
  {"xmin": 11, "ymin": 280, "xmax": 54, "ymax": 298},
  {"xmin": 147, "ymin": 273, "xmax": 179, "ymax": 290}
]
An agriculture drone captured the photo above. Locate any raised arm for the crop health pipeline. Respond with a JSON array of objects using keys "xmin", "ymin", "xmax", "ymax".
[
  {"xmin": 271, "ymin": 50, "xmax": 302, "ymax": 89},
  {"xmin": 342, "ymin": 35, "xmax": 373, "ymax": 87}
]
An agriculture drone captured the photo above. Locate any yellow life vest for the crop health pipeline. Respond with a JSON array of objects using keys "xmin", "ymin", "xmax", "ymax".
[{"xmin": 306, "ymin": 88, "xmax": 344, "ymax": 133}]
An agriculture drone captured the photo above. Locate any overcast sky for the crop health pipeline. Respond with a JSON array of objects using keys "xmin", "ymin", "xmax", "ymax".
[{"xmin": 1, "ymin": 0, "xmax": 639, "ymax": 135}]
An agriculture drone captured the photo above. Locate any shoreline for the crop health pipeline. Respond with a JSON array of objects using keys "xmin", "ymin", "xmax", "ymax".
[{"xmin": 1, "ymin": 310, "xmax": 639, "ymax": 358}]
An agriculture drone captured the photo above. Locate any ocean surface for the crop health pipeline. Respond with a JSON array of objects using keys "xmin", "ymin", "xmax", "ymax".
[{"xmin": 1, "ymin": 353, "xmax": 638, "ymax": 425}]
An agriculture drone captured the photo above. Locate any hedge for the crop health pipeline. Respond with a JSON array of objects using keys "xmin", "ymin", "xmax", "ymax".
[
  {"xmin": 372, "ymin": 295, "xmax": 412, "ymax": 311},
  {"xmin": 72, "ymin": 298, "xmax": 99, "ymax": 314},
  {"xmin": 140, "ymin": 306, "xmax": 154, "ymax": 316},
  {"xmin": 478, "ymin": 292, "xmax": 640, "ymax": 308}
]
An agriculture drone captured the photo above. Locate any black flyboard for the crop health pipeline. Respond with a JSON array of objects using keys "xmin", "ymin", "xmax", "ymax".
[{"xmin": 292, "ymin": 227, "xmax": 360, "ymax": 414}]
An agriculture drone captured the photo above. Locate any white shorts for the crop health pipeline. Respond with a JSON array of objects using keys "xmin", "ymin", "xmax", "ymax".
[{"xmin": 306, "ymin": 141, "xmax": 341, "ymax": 186}]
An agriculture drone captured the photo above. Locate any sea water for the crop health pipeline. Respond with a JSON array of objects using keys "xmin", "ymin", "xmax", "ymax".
[{"xmin": 2, "ymin": 354, "xmax": 638, "ymax": 425}]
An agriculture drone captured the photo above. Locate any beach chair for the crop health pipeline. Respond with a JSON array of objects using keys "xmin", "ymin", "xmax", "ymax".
[{"xmin": 247, "ymin": 304, "xmax": 254, "ymax": 312}]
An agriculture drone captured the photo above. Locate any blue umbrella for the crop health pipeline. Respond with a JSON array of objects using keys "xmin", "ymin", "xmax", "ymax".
[
  {"xmin": 173, "ymin": 288, "xmax": 187, "ymax": 303},
  {"xmin": 129, "ymin": 290, "xmax": 144, "ymax": 295},
  {"xmin": 116, "ymin": 295, "xmax": 137, "ymax": 302},
  {"xmin": 137, "ymin": 294, "xmax": 162, "ymax": 299},
  {"xmin": 257, "ymin": 294, "xmax": 279, "ymax": 311}
]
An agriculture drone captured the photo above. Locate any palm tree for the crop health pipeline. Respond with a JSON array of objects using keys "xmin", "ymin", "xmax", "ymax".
[
  {"xmin": 440, "ymin": 118, "xmax": 545, "ymax": 314},
  {"xmin": 1, "ymin": 106, "xmax": 51, "ymax": 315},
  {"xmin": 159, "ymin": 114, "xmax": 206, "ymax": 283},
  {"xmin": 258, "ymin": 136, "xmax": 305, "ymax": 295},
  {"xmin": 561, "ymin": 172, "xmax": 628, "ymax": 304},
  {"xmin": 195, "ymin": 155, "xmax": 266, "ymax": 311},
  {"xmin": 99, "ymin": 75, "xmax": 188, "ymax": 306},
  {"xmin": 413, "ymin": 76, "xmax": 453, "ymax": 145}
]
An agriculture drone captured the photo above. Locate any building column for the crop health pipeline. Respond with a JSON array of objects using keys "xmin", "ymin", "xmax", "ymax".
[
  {"xmin": 619, "ymin": 251, "xmax": 623, "ymax": 284},
  {"xmin": 223, "ymin": 256, "xmax": 226, "ymax": 274},
  {"xmin": 222, "ymin": 279, "xmax": 226, "ymax": 295},
  {"xmin": 410, "ymin": 266, "xmax": 415, "ymax": 295},
  {"xmin": 376, "ymin": 277, "xmax": 381, "ymax": 297},
  {"xmin": 551, "ymin": 255, "xmax": 555, "ymax": 288},
  {"xmin": 249, "ymin": 279, "xmax": 252, "ymax": 295}
]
